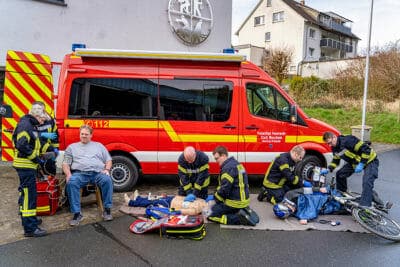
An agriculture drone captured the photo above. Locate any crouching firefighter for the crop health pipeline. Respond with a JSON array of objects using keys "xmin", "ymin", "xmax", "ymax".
[
  {"xmin": 258, "ymin": 145, "xmax": 305, "ymax": 204},
  {"xmin": 207, "ymin": 146, "xmax": 258, "ymax": 226},
  {"xmin": 12, "ymin": 104, "xmax": 49, "ymax": 237}
]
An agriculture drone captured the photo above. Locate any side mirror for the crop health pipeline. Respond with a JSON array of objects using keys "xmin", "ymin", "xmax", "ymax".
[
  {"xmin": 0, "ymin": 104, "xmax": 12, "ymax": 118},
  {"xmin": 290, "ymin": 105, "xmax": 297, "ymax": 123}
]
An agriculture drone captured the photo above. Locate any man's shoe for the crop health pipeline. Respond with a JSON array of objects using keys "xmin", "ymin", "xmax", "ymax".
[
  {"xmin": 257, "ymin": 188, "xmax": 267, "ymax": 202},
  {"xmin": 103, "ymin": 208, "xmax": 113, "ymax": 221},
  {"xmin": 237, "ymin": 209, "xmax": 257, "ymax": 226},
  {"xmin": 24, "ymin": 228, "xmax": 48, "ymax": 237},
  {"xmin": 69, "ymin": 213, "xmax": 83, "ymax": 226},
  {"xmin": 243, "ymin": 207, "xmax": 260, "ymax": 224}
]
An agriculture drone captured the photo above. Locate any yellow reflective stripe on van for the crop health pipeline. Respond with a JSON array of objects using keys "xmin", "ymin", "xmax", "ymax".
[
  {"xmin": 285, "ymin": 135, "xmax": 324, "ymax": 143},
  {"xmin": 64, "ymin": 119, "xmax": 258, "ymax": 143}
]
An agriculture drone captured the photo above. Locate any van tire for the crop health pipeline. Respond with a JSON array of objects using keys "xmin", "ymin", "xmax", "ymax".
[
  {"xmin": 110, "ymin": 155, "xmax": 139, "ymax": 192},
  {"xmin": 296, "ymin": 155, "xmax": 323, "ymax": 181}
]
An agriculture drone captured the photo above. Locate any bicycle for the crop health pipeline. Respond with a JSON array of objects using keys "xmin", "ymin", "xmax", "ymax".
[{"xmin": 328, "ymin": 175, "xmax": 400, "ymax": 241}]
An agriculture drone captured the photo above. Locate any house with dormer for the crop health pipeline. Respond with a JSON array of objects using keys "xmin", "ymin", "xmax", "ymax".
[{"xmin": 234, "ymin": 0, "xmax": 360, "ymax": 76}]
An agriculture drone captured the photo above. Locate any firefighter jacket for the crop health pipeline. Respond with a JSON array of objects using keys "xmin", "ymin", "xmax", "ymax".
[
  {"xmin": 12, "ymin": 114, "xmax": 42, "ymax": 169},
  {"xmin": 262, "ymin": 152, "xmax": 300, "ymax": 189},
  {"xmin": 214, "ymin": 157, "xmax": 250, "ymax": 209},
  {"xmin": 36, "ymin": 117, "xmax": 59, "ymax": 153},
  {"xmin": 328, "ymin": 135, "xmax": 377, "ymax": 171},
  {"xmin": 178, "ymin": 150, "xmax": 210, "ymax": 197}
]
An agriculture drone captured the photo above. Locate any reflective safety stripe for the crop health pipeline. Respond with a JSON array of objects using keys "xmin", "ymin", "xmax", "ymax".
[
  {"xmin": 208, "ymin": 215, "xmax": 227, "ymax": 225},
  {"xmin": 183, "ymin": 183, "xmax": 192, "ymax": 191},
  {"xmin": 215, "ymin": 192, "xmax": 224, "ymax": 202},
  {"xmin": 20, "ymin": 187, "xmax": 36, "ymax": 217},
  {"xmin": 292, "ymin": 175, "xmax": 299, "ymax": 185},
  {"xmin": 221, "ymin": 173, "xmax": 234, "ymax": 183},
  {"xmin": 270, "ymin": 196, "xmax": 277, "ymax": 205},
  {"xmin": 225, "ymin": 197, "xmax": 250, "ymax": 209},
  {"xmin": 354, "ymin": 141, "xmax": 363, "ymax": 152},
  {"xmin": 279, "ymin": 163, "xmax": 289, "ymax": 171},
  {"xmin": 263, "ymin": 178, "xmax": 286, "ymax": 189},
  {"xmin": 237, "ymin": 164, "xmax": 246, "ymax": 203}
]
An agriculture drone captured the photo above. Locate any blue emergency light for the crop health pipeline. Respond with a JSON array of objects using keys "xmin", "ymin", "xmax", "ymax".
[
  {"xmin": 72, "ymin": 43, "xmax": 86, "ymax": 51},
  {"xmin": 223, "ymin": 48, "xmax": 235, "ymax": 54}
]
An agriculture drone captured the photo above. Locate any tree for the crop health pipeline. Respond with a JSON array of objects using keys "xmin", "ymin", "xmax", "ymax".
[{"xmin": 261, "ymin": 47, "xmax": 293, "ymax": 84}]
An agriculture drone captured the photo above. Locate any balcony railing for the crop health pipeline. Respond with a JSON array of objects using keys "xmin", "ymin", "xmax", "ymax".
[
  {"xmin": 319, "ymin": 17, "xmax": 352, "ymax": 35},
  {"xmin": 320, "ymin": 38, "xmax": 353, "ymax": 53}
]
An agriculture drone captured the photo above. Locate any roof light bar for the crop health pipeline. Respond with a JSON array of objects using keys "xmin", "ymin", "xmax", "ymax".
[{"xmin": 74, "ymin": 49, "xmax": 246, "ymax": 62}]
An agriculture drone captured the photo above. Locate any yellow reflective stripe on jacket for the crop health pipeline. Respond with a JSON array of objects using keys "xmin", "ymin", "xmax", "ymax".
[
  {"xmin": 354, "ymin": 141, "xmax": 363, "ymax": 152},
  {"xmin": 13, "ymin": 137, "xmax": 40, "ymax": 169},
  {"xmin": 225, "ymin": 197, "xmax": 250, "ymax": 208},
  {"xmin": 221, "ymin": 173, "xmax": 234, "ymax": 183},
  {"xmin": 17, "ymin": 131, "xmax": 30, "ymax": 143},
  {"xmin": 208, "ymin": 215, "xmax": 227, "ymax": 225},
  {"xmin": 194, "ymin": 176, "xmax": 210, "ymax": 190},
  {"xmin": 183, "ymin": 183, "xmax": 192, "ymax": 191},
  {"xmin": 237, "ymin": 164, "xmax": 246, "ymax": 202},
  {"xmin": 344, "ymin": 150, "xmax": 361, "ymax": 162},
  {"xmin": 292, "ymin": 175, "xmax": 299, "ymax": 185},
  {"xmin": 279, "ymin": 163, "xmax": 289, "ymax": 171},
  {"xmin": 178, "ymin": 165, "xmax": 188, "ymax": 174},
  {"xmin": 215, "ymin": 192, "xmax": 224, "ymax": 202},
  {"xmin": 199, "ymin": 163, "xmax": 209, "ymax": 172}
]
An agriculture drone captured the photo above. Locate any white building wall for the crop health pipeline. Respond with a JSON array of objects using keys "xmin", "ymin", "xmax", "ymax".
[
  {"xmin": 237, "ymin": 0, "xmax": 306, "ymax": 74},
  {"xmin": 300, "ymin": 58, "xmax": 357, "ymax": 79},
  {"xmin": 0, "ymin": 0, "xmax": 232, "ymax": 65}
]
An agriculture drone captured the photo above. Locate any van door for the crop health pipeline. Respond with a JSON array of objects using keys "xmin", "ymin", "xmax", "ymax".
[
  {"xmin": 240, "ymin": 81, "xmax": 298, "ymax": 174},
  {"xmin": 2, "ymin": 51, "xmax": 54, "ymax": 161},
  {"xmin": 157, "ymin": 77, "xmax": 239, "ymax": 174}
]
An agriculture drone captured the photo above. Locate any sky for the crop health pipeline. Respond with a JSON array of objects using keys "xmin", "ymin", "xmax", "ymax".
[{"xmin": 232, "ymin": 0, "xmax": 400, "ymax": 51}]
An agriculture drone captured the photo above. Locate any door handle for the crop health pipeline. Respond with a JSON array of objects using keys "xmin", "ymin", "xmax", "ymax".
[
  {"xmin": 245, "ymin": 125, "xmax": 259, "ymax": 130},
  {"xmin": 3, "ymin": 128, "xmax": 14, "ymax": 133},
  {"xmin": 222, "ymin": 124, "xmax": 236, "ymax": 129}
]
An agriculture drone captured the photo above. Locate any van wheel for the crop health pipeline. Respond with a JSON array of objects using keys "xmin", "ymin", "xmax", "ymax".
[
  {"xmin": 296, "ymin": 155, "xmax": 323, "ymax": 181},
  {"xmin": 110, "ymin": 155, "xmax": 139, "ymax": 192}
]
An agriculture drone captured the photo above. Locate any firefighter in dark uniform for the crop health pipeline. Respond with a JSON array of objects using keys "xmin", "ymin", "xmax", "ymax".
[
  {"xmin": 207, "ymin": 146, "xmax": 256, "ymax": 226},
  {"xmin": 322, "ymin": 131, "xmax": 386, "ymax": 208},
  {"xmin": 32, "ymin": 101, "xmax": 59, "ymax": 153},
  {"xmin": 12, "ymin": 104, "xmax": 48, "ymax": 237},
  {"xmin": 178, "ymin": 146, "xmax": 210, "ymax": 200},
  {"xmin": 257, "ymin": 145, "xmax": 305, "ymax": 204}
]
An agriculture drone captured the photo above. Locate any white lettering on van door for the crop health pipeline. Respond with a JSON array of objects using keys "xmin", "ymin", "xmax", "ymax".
[{"xmin": 257, "ymin": 131, "xmax": 286, "ymax": 143}]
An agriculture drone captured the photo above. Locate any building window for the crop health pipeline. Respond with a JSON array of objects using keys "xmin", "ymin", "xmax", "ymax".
[
  {"xmin": 309, "ymin": 28, "xmax": 315, "ymax": 38},
  {"xmin": 309, "ymin": 47, "xmax": 315, "ymax": 57},
  {"xmin": 254, "ymin": 16, "xmax": 265, "ymax": 26},
  {"xmin": 265, "ymin": 32, "xmax": 271, "ymax": 42},
  {"xmin": 272, "ymin": 12, "xmax": 284, "ymax": 22},
  {"xmin": 289, "ymin": 66, "xmax": 297, "ymax": 72},
  {"xmin": 267, "ymin": 0, "xmax": 272, "ymax": 7}
]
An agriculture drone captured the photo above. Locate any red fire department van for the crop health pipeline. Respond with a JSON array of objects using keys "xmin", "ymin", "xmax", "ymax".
[{"xmin": 1, "ymin": 49, "xmax": 339, "ymax": 191}]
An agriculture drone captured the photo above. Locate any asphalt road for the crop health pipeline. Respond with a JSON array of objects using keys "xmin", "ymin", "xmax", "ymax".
[{"xmin": 1, "ymin": 149, "xmax": 400, "ymax": 267}]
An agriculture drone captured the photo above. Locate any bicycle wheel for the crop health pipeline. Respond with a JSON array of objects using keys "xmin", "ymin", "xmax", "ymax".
[{"xmin": 352, "ymin": 207, "xmax": 400, "ymax": 241}]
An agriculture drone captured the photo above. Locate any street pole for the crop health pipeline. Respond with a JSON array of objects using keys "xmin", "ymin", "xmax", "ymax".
[{"xmin": 361, "ymin": 0, "xmax": 374, "ymax": 141}]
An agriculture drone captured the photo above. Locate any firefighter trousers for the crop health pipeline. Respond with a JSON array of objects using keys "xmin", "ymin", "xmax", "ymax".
[
  {"xmin": 207, "ymin": 202, "xmax": 241, "ymax": 225},
  {"xmin": 15, "ymin": 168, "xmax": 40, "ymax": 234}
]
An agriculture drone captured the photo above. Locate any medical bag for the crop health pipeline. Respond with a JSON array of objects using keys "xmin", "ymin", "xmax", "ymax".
[
  {"xmin": 36, "ymin": 176, "xmax": 60, "ymax": 216},
  {"xmin": 129, "ymin": 214, "xmax": 206, "ymax": 240}
]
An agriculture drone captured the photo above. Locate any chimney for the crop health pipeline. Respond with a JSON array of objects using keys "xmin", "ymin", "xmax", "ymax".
[{"xmin": 300, "ymin": 0, "xmax": 305, "ymax": 5}]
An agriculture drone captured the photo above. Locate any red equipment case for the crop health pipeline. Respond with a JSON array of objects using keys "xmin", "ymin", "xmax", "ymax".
[{"xmin": 36, "ymin": 177, "xmax": 60, "ymax": 216}]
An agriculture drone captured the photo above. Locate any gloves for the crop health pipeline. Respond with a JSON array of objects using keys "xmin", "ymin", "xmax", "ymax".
[
  {"xmin": 41, "ymin": 132, "xmax": 57, "ymax": 140},
  {"xmin": 303, "ymin": 180, "xmax": 312, "ymax": 187},
  {"xmin": 53, "ymin": 148, "xmax": 59, "ymax": 156},
  {"xmin": 184, "ymin": 193, "xmax": 196, "ymax": 202},
  {"xmin": 354, "ymin": 162, "xmax": 364, "ymax": 173},
  {"xmin": 320, "ymin": 169, "xmax": 329, "ymax": 175},
  {"xmin": 206, "ymin": 194, "xmax": 214, "ymax": 202}
]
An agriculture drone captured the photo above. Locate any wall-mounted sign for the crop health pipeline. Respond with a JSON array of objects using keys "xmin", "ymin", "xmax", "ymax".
[{"xmin": 168, "ymin": 0, "xmax": 213, "ymax": 46}]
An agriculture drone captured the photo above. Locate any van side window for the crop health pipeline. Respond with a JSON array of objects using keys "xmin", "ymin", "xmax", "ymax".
[
  {"xmin": 159, "ymin": 79, "xmax": 233, "ymax": 122},
  {"xmin": 246, "ymin": 83, "xmax": 291, "ymax": 122},
  {"xmin": 68, "ymin": 78, "xmax": 158, "ymax": 118}
]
